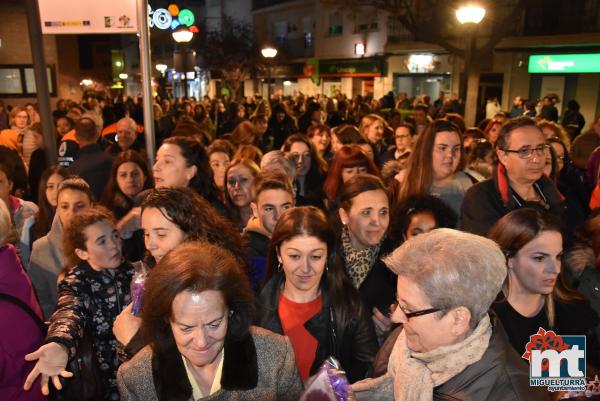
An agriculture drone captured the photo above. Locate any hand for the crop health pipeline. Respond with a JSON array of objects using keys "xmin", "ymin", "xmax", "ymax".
[
  {"xmin": 23, "ymin": 342, "xmax": 72, "ymax": 395},
  {"xmin": 372, "ymin": 307, "xmax": 392, "ymax": 338},
  {"xmin": 113, "ymin": 303, "xmax": 142, "ymax": 345},
  {"xmin": 117, "ymin": 207, "xmax": 141, "ymax": 238}
]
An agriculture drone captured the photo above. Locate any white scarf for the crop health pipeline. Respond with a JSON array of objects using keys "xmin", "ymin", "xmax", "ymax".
[{"xmin": 387, "ymin": 314, "xmax": 492, "ymax": 401}]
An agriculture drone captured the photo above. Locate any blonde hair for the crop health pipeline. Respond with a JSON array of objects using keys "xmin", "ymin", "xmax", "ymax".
[{"xmin": 0, "ymin": 198, "xmax": 14, "ymax": 245}]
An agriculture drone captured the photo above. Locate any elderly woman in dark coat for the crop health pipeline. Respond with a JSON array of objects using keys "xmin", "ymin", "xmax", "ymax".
[
  {"xmin": 352, "ymin": 229, "xmax": 548, "ymax": 401},
  {"xmin": 117, "ymin": 241, "xmax": 303, "ymax": 401}
]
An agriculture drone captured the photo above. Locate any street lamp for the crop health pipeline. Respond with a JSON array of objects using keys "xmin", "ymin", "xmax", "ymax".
[
  {"xmin": 156, "ymin": 64, "xmax": 168, "ymax": 75},
  {"xmin": 455, "ymin": 5, "xmax": 486, "ymax": 24},
  {"xmin": 261, "ymin": 45, "xmax": 277, "ymax": 100},
  {"xmin": 456, "ymin": 4, "xmax": 485, "ymax": 125},
  {"xmin": 172, "ymin": 26, "xmax": 194, "ymax": 98},
  {"xmin": 172, "ymin": 26, "xmax": 194, "ymax": 43}
]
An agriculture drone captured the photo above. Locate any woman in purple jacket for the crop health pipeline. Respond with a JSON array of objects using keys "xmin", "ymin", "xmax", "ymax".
[{"xmin": 0, "ymin": 198, "xmax": 48, "ymax": 401}]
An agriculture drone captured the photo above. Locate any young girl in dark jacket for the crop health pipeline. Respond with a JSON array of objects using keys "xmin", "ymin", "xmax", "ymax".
[{"xmin": 23, "ymin": 207, "xmax": 133, "ymax": 401}]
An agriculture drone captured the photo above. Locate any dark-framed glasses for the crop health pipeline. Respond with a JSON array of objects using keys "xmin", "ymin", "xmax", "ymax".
[
  {"xmin": 396, "ymin": 304, "xmax": 441, "ymax": 319},
  {"xmin": 503, "ymin": 144, "xmax": 549, "ymax": 159}
]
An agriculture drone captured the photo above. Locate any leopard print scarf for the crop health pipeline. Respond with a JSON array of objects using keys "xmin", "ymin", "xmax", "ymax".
[{"xmin": 341, "ymin": 224, "xmax": 381, "ymax": 288}]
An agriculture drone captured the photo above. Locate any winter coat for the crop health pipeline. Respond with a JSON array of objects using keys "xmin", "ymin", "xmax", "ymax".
[
  {"xmin": 243, "ymin": 217, "xmax": 270, "ymax": 293},
  {"xmin": 117, "ymin": 326, "xmax": 303, "ymax": 401},
  {"xmin": 356, "ymin": 314, "xmax": 549, "ymax": 401},
  {"xmin": 461, "ymin": 164, "xmax": 566, "ymax": 237},
  {"xmin": 0, "ymin": 244, "xmax": 48, "ymax": 401},
  {"xmin": 338, "ymin": 235, "xmax": 397, "ymax": 318},
  {"xmin": 28, "ymin": 214, "xmax": 65, "ymax": 319},
  {"xmin": 257, "ymin": 272, "xmax": 378, "ymax": 383},
  {"xmin": 564, "ymin": 244, "xmax": 600, "ymax": 319},
  {"xmin": 46, "ymin": 260, "xmax": 133, "ymax": 401}
]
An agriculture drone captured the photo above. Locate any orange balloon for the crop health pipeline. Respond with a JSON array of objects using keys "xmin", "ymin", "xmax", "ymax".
[{"xmin": 168, "ymin": 4, "xmax": 179, "ymax": 16}]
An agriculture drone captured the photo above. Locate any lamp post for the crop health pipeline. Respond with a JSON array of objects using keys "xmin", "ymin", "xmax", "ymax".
[
  {"xmin": 261, "ymin": 45, "xmax": 277, "ymax": 100},
  {"xmin": 172, "ymin": 26, "xmax": 194, "ymax": 98},
  {"xmin": 456, "ymin": 4, "xmax": 485, "ymax": 125}
]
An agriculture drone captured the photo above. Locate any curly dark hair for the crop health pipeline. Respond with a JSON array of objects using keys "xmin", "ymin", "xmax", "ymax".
[{"xmin": 141, "ymin": 187, "xmax": 249, "ymax": 270}]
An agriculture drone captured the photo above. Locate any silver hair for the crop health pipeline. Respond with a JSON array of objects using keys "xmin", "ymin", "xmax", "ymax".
[
  {"xmin": 384, "ymin": 228, "xmax": 506, "ymax": 328},
  {"xmin": 260, "ymin": 150, "xmax": 297, "ymax": 180},
  {"xmin": 117, "ymin": 117, "xmax": 137, "ymax": 132}
]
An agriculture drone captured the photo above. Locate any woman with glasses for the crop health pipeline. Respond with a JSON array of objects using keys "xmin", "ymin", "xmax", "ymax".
[
  {"xmin": 352, "ymin": 228, "xmax": 547, "ymax": 400},
  {"xmin": 547, "ymin": 136, "xmax": 589, "ymax": 230},
  {"xmin": 461, "ymin": 117, "xmax": 566, "ymax": 237},
  {"xmin": 398, "ymin": 119, "xmax": 472, "ymax": 218}
]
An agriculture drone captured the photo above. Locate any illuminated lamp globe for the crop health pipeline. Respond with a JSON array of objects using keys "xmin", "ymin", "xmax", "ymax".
[
  {"xmin": 119, "ymin": 73, "xmax": 128, "ymax": 80},
  {"xmin": 172, "ymin": 26, "xmax": 193, "ymax": 43},
  {"xmin": 261, "ymin": 46, "xmax": 278, "ymax": 59},
  {"xmin": 156, "ymin": 64, "xmax": 168, "ymax": 73},
  {"xmin": 455, "ymin": 5, "xmax": 486, "ymax": 24}
]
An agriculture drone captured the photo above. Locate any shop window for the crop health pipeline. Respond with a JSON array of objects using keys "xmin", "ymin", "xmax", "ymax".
[
  {"xmin": 355, "ymin": 9, "xmax": 378, "ymax": 33},
  {"xmin": 0, "ymin": 65, "xmax": 55, "ymax": 97},
  {"xmin": 387, "ymin": 15, "xmax": 412, "ymax": 41},
  {"xmin": 274, "ymin": 21, "xmax": 287, "ymax": 43},
  {"xmin": 304, "ymin": 32, "xmax": 313, "ymax": 48},
  {"xmin": 328, "ymin": 12, "xmax": 343, "ymax": 36}
]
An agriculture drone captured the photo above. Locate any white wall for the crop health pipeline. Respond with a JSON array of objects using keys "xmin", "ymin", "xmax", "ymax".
[{"xmin": 315, "ymin": 3, "xmax": 387, "ymax": 60}]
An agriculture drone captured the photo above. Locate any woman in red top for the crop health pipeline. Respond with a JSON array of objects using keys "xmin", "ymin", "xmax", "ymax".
[{"xmin": 257, "ymin": 206, "xmax": 378, "ymax": 383}]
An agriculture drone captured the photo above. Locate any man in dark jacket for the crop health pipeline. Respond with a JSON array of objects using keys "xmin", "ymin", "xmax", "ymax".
[
  {"xmin": 245, "ymin": 172, "xmax": 294, "ymax": 292},
  {"xmin": 461, "ymin": 117, "xmax": 566, "ymax": 237},
  {"xmin": 69, "ymin": 117, "xmax": 114, "ymax": 201}
]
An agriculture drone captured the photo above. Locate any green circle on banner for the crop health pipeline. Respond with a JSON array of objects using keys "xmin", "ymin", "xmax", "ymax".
[{"xmin": 178, "ymin": 9, "xmax": 195, "ymax": 27}]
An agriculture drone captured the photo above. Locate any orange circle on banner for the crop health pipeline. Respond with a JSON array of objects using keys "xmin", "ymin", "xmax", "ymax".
[
  {"xmin": 168, "ymin": 4, "xmax": 179, "ymax": 16},
  {"xmin": 190, "ymin": 26, "xmax": 199, "ymax": 33}
]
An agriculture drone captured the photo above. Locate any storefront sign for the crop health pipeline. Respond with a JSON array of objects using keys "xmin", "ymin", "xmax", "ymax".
[
  {"xmin": 529, "ymin": 54, "xmax": 600, "ymax": 73},
  {"xmin": 38, "ymin": 0, "xmax": 137, "ymax": 34},
  {"xmin": 320, "ymin": 58, "xmax": 385, "ymax": 77},
  {"xmin": 407, "ymin": 54, "xmax": 437, "ymax": 73}
]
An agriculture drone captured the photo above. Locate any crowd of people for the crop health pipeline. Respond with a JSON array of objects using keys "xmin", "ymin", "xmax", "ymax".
[{"xmin": 1, "ymin": 89, "xmax": 600, "ymax": 401}]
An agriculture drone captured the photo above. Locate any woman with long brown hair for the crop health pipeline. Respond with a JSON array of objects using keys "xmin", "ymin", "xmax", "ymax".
[
  {"xmin": 398, "ymin": 119, "xmax": 472, "ymax": 218},
  {"xmin": 282, "ymin": 134, "xmax": 327, "ymax": 209},
  {"xmin": 489, "ymin": 208, "xmax": 600, "ymax": 367}
]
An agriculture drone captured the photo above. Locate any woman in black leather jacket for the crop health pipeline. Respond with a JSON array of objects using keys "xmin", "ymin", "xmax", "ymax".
[{"xmin": 257, "ymin": 206, "xmax": 378, "ymax": 383}]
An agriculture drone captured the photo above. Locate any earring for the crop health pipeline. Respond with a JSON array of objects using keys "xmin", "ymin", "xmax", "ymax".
[{"xmin": 277, "ymin": 261, "xmax": 283, "ymax": 271}]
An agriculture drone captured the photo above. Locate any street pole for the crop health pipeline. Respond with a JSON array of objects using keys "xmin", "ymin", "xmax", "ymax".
[
  {"xmin": 267, "ymin": 63, "xmax": 271, "ymax": 101},
  {"xmin": 25, "ymin": 0, "xmax": 57, "ymax": 166},
  {"xmin": 136, "ymin": 0, "xmax": 155, "ymax": 166}
]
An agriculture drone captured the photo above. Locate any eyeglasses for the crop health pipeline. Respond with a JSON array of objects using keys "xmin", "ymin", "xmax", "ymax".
[
  {"xmin": 396, "ymin": 304, "xmax": 441, "ymax": 319},
  {"xmin": 503, "ymin": 145, "xmax": 549, "ymax": 159}
]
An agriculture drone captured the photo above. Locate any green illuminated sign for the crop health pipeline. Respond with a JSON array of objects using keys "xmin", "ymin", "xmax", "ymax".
[{"xmin": 529, "ymin": 54, "xmax": 600, "ymax": 73}]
